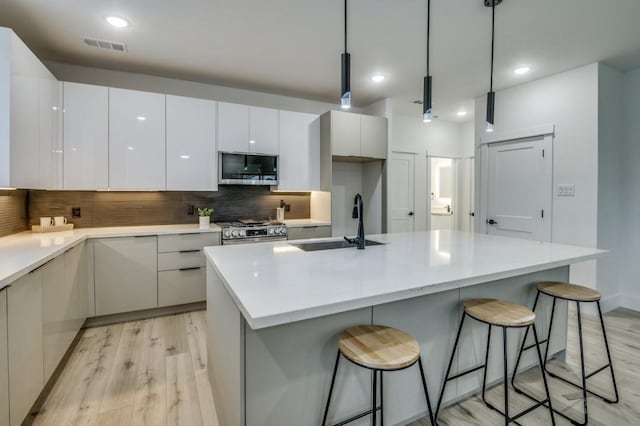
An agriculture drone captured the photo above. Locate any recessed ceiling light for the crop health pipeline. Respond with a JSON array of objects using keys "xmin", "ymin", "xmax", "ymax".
[
  {"xmin": 127, "ymin": 146, "xmax": 135, "ymax": 150},
  {"xmin": 180, "ymin": 155, "xmax": 190, "ymax": 159},
  {"xmin": 456, "ymin": 111, "xmax": 467, "ymax": 117},
  {"xmin": 513, "ymin": 66, "xmax": 530, "ymax": 75},
  {"xmin": 136, "ymin": 116, "xmax": 146, "ymax": 121},
  {"xmin": 371, "ymin": 74, "xmax": 385, "ymax": 83},
  {"xmin": 106, "ymin": 16, "xmax": 129, "ymax": 28},
  {"xmin": 249, "ymin": 140, "xmax": 256, "ymax": 144}
]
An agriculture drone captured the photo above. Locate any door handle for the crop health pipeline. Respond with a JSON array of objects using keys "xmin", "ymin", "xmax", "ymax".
[
  {"xmin": 486, "ymin": 219, "xmax": 498, "ymax": 225},
  {"xmin": 408, "ymin": 212, "xmax": 414, "ymax": 216},
  {"xmin": 470, "ymin": 212, "xmax": 475, "ymax": 217}
]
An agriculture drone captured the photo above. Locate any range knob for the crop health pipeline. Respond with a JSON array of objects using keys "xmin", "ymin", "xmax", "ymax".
[
  {"xmin": 279, "ymin": 227, "xmax": 287, "ymax": 235},
  {"xmin": 231, "ymin": 230, "xmax": 239, "ymax": 237},
  {"xmin": 223, "ymin": 229, "xmax": 231, "ymax": 238},
  {"xmin": 268, "ymin": 228, "xmax": 275, "ymax": 235},
  {"xmin": 239, "ymin": 230, "xmax": 246, "ymax": 237}
]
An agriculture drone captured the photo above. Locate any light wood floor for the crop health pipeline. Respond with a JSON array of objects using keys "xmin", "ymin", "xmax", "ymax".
[
  {"xmin": 412, "ymin": 307, "xmax": 640, "ymax": 425},
  {"xmin": 33, "ymin": 308, "xmax": 639, "ymax": 425},
  {"xmin": 32, "ymin": 311, "xmax": 219, "ymax": 426}
]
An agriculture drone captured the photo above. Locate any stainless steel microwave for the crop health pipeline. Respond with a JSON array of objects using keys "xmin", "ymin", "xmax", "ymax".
[{"xmin": 218, "ymin": 152, "xmax": 278, "ymax": 185}]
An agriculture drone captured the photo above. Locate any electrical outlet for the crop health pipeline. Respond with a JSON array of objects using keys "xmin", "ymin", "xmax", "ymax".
[
  {"xmin": 187, "ymin": 205, "xmax": 195, "ymax": 215},
  {"xmin": 72, "ymin": 207, "xmax": 81, "ymax": 218}
]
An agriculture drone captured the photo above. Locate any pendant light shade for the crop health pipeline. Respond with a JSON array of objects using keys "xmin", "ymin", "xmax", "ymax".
[
  {"xmin": 423, "ymin": 0, "xmax": 432, "ymax": 123},
  {"xmin": 341, "ymin": 0, "xmax": 351, "ymax": 109},
  {"xmin": 341, "ymin": 52, "xmax": 351, "ymax": 109},
  {"xmin": 485, "ymin": 0, "xmax": 501, "ymax": 132}
]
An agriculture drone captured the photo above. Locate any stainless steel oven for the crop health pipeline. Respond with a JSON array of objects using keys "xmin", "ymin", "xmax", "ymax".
[{"xmin": 218, "ymin": 221, "xmax": 288, "ymax": 245}]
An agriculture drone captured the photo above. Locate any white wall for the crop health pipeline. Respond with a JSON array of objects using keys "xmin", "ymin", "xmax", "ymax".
[
  {"xmin": 620, "ymin": 67, "xmax": 640, "ymax": 310},
  {"xmin": 597, "ymin": 64, "xmax": 625, "ymax": 310},
  {"xmin": 474, "ymin": 63, "xmax": 599, "ymax": 291},
  {"xmin": 390, "ymin": 114, "xmax": 472, "ymax": 231},
  {"xmin": 46, "ymin": 60, "xmax": 345, "ymax": 115}
]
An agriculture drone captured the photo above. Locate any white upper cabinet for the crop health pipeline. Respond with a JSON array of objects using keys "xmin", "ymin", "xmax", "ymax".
[
  {"xmin": 217, "ymin": 102, "xmax": 250, "ymax": 153},
  {"xmin": 0, "ymin": 28, "xmax": 59, "ymax": 189},
  {"xmin": 109, "ymin": 88, "xmax": 166, "ymax": 190},
  {"xmin": 278, "ymin": 111, "xmax": 320, "ymax": 191},
  {"xmin": 63, "ymin": 82, "xmax": 108, "ymax": 190},
  {"xmin": 218, "ymin": 102, "xmax": 279, "ymax": 155},
  {"xmin": 360, "ymin": 114, "xmax": 388, "ymax": 159},
  {"xmin": 249, "ymin": 106, "xmax": 278, "ymax": 155},
  {"xmin": 330, "ymin": 111, "xmax": 361, "ymax": 157},
  {"xmin": 166, "ymin": 95, "xmax": 217, "ymax": 191},
  {"xmin": 327, "ymin": 110, "xmax": 387, "ymax": 160}
]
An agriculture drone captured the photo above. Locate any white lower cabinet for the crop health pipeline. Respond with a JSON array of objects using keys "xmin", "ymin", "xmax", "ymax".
[
  {"xmin": 7, "ymin": 269, "xmax": 44, "ymax": 426},
  {"xmin": 94, "ymin": 236, "xmax": 158, "ymax": 316},
  {"xmin": 158, "ymin": 268, "xmax": 206, "ymax": 307},
  {"xmin": 287, "ymin": 225, "xmax": 332, "ymax": 240},
  {"xmin": 156, "ymin": 232, "xmax": 220, "ymax": 307},
  {"xmin": 0, "ymin": 290, "xmax": 8, "ymax": 426},
  {"xmin": 42, "ymin": 254, "xmax": 78, "ymax": 381}
]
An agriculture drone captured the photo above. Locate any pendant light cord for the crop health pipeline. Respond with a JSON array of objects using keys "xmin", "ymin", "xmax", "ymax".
[
  {"xmin": 427, "ymin": 0, "xmax": 430, "ymax": 75},
  {"xmin": 490, "ymin": 1, "xmax": 495, "ymax": 92},
  {"xmin": 344, "ymin": 0, "xmax": 348, "ymax": 53}
]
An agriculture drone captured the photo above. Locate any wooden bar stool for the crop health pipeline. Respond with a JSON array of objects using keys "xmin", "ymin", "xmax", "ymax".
[
  {"xmin": 512, "ymin": 282, "xmax": 619, "ymax": 425},
  {"xmin": 321, "ymin": 325, "xmax": 434, "ymax": 426},
  {"xmin": 435, "ymin": 299, "xmax": 555, "ymax": 425}
]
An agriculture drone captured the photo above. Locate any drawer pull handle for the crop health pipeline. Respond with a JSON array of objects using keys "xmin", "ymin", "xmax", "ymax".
[
  {"xmin": 178, "ymin": 249, "xmax": 201, "ymax": 254},
  {"xmin": 179, "ymin": 267, "xmax": 201, "ymax": 271},
  {"xmin": 302, "ymin": 226, "xmax": 319, "ymax": 229}
]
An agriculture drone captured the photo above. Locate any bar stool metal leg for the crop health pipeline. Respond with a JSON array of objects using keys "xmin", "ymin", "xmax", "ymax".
[
  {"xmin": 379, "ymin": 371, "xmax": 384, "ymax": 426},
  {"xmin": 531, "ymin": 325, "xmax": 556, "ymax": 425},
  {"xmin": 502, "ymin": 327, "xmax": 509, "ymax": 426},
  {"xmin": 597, "ymin": 301, "xmax": 619, "ymax": 403},
  {"xmin": 322, "ymin": 351, "xmax": 342, "ymax": 426},
  {"xmin": 417, "ymin": 357, "xmax": 434, "ymax": 425},
  {"xmin": 372, "ymin": 370, "xmax": 377, "ymax": 426},
  {"xmin": 434, "ymin": 312, "xmax": 467, "ymax": 420},
  {"xmin": 481, "ymin": 324, "xmax": 491, "ymax": 405},
  {"xmin": 576, "ymin": 302, "xmax": 589, "ymax": 425}
]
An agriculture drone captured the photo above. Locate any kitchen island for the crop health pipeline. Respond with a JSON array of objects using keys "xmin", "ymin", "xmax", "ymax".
[{"xmin": 204, "ymin": 230, "xmax": 604, "ymax": 426}]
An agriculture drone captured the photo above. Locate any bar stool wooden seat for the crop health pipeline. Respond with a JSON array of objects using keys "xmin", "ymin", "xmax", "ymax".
[
  {"xmin": 322, "ymin": 325, "xmax": 434, "ymax": 425},
  {"xmin": 512, "ymin": 281, "xmax": 619, "ymax": 425},
  {"xmin": 435, "ymin": 299, "xmax": 555, "ymax": 425}
]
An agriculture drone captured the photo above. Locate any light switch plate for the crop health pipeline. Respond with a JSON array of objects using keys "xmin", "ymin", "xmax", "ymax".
[{"xmin": 557, "ymin": 184, "xmax": 576, "ymax": 197}]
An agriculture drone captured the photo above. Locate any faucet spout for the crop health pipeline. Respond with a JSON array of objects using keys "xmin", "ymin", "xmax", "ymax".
[{"xmin": 344, "ymin": 193, "xmax": 365, "ymax": 249}]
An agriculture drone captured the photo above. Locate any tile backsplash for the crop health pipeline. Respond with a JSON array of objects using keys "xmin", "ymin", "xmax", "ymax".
[
  {"xmin": 28, "ymin": 187, "xmax": 310, "ymax": 228},
  {"xmin": 0, "ymin": 190, "xmax": 28, "ymax": 237}
]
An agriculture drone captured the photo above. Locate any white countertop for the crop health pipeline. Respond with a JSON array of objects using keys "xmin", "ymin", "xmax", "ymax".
[
  {"xmin": 0, "ymin": 224, "xmax": 221, "ymax": 289},
  {"xmin": 284, "ymin": 219, "xmax": 331, "ymax": 228},
  {"xmin": 204, "ymin": 230, "xmax": 605, "ymax": 330}
]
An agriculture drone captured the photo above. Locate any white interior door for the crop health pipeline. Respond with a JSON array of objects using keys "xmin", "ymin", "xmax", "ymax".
[
  {"xmin": 390, "ymin": 152, "xmax": 415, "ymax": 232},
  {"xmin": 486, "ymin": 136, "xmax": 552, "ymax": 241}
]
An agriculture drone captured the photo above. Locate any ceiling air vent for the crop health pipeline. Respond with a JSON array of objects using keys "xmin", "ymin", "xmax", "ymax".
[{"xmin": 83, "ymin": 37, "xmax": 127, "ymax": 52}]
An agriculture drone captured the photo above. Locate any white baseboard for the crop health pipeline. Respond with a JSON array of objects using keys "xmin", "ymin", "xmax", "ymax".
[
  {"xmin": 620, "ymin": 294, "xmax": 640, "ymax": 312},
  {"xmin": 600, "ymin": 293, "xmax": 622, "ymax": 313}
]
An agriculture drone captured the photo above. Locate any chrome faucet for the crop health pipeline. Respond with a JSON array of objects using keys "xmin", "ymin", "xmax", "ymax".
[{"xmin": 344, "ymin": 193, "xmax": 365, "ymax": 249}]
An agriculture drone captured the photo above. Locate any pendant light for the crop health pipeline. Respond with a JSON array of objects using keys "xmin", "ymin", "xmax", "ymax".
[
  {"xmin": 340, "ymin": 0, "xmax": 351, "ymax": 109},
  {"xmin": 485, "ymin": 0, "xmax": 503, "ymax": 132},
  {"xmin": 423, "ymin": 0, "xmax": 432, "ymax": 123}
]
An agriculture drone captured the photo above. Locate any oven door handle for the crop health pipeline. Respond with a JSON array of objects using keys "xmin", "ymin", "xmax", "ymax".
[{"xmin": 222, "ymin": 236, "xmax": 288, "ymax": 245}]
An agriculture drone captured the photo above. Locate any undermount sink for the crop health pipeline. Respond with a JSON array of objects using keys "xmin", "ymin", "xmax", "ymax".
[{"xmin": 290, "ymin": 239, "xmax": 385, "ymax": 252}]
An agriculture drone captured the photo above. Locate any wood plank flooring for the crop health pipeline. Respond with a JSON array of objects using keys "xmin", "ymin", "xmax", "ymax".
[
  {"xmin": 411, "ymin": 307, "xmax": 640, "ymax": 425},
  {"xmin": 33, "ymin": 308, "xmax": 639, "ymax": 425},
  {"xmin": 32, "ymin": 312, "xmax": 218, "ymax": 426}
]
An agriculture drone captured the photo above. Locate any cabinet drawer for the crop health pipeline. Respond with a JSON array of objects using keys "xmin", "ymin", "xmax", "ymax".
[
  {"xmin": 158, "ymin": 268, "xmax": 205, "ymax": 307},
  {"xmin": 287, "ymin": 225, "xmax": 332, "ymax": 240},
  {"xmin": 158, "ymin": 233, "xmax": 220, "ymax": 253},
  {"xmin": 158, "ymin": 251, "xmax": 205, "ymax": 271}
]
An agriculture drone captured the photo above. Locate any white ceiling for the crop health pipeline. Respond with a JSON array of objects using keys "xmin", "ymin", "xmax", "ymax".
[{"xmin": 1, "ymin": 0, "xmax": 640, "ymax": 123}]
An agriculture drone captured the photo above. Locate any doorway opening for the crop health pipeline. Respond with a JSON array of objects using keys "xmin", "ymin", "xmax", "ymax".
[{"xmin": 428, "ymin": 156, "xmax": 475, "ymax": 232}]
